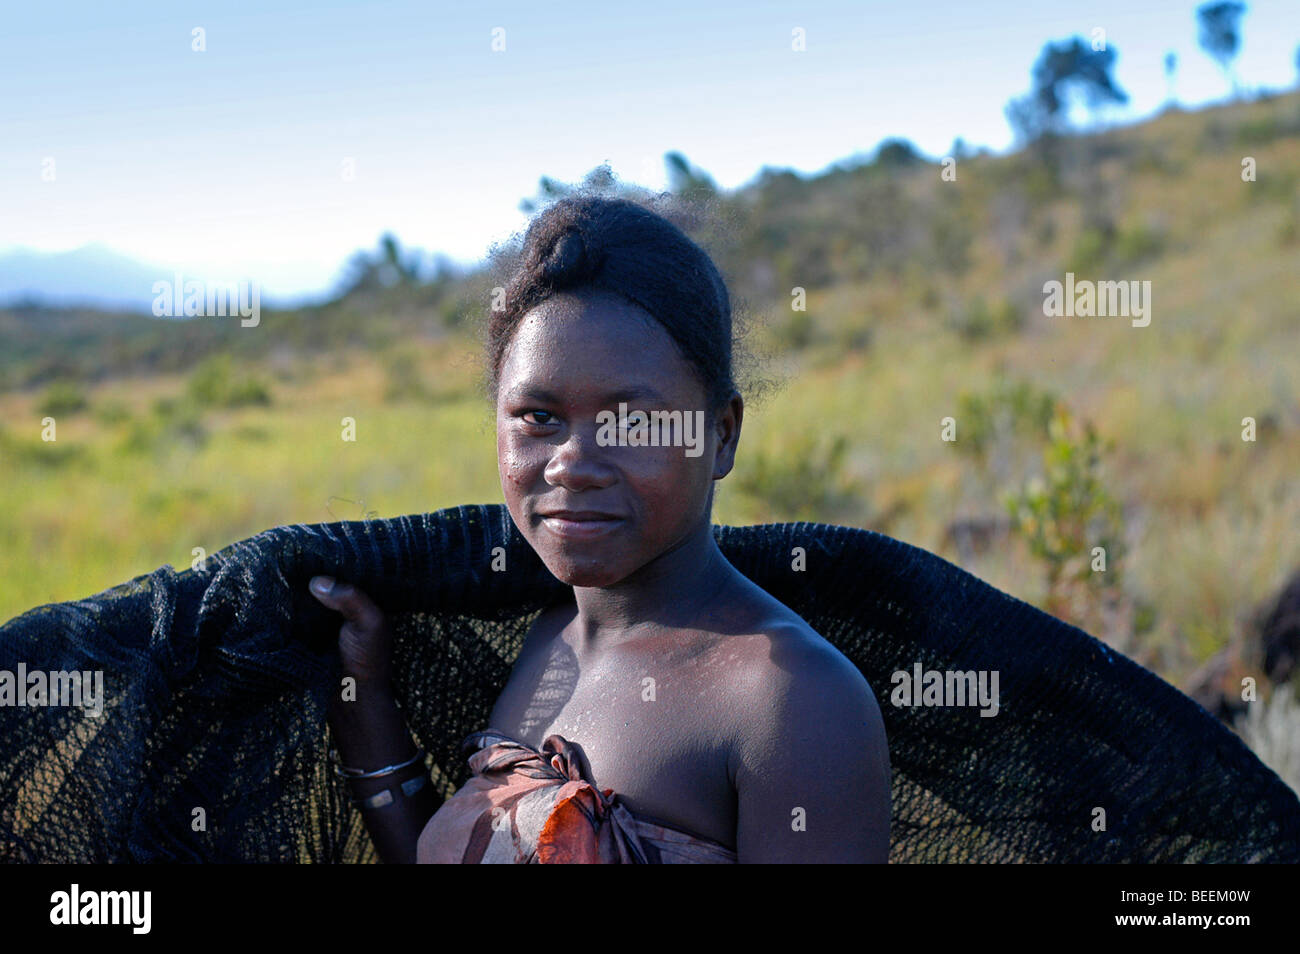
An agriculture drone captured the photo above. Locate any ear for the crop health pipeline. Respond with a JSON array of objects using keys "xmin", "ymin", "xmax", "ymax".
[{"xmin": 711, "ymin": 391, "xmax": 744, "ymax": 481}]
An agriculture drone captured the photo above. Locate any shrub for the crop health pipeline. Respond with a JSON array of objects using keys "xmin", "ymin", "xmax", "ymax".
[
  {"xmin": 1235, "ymin": 115, "xmax": 1282, "ymax": 146},
  {"xmin": 122, "ymin": 397, "xmax": 208, "ymax": 453},
  {"xmin": 1070, "ymin": 221, "xmax": 1165, "ymax": 273},
  {"xmin": 950, "ymin": 297, "xmax": 1024, "ymax": 341},
  {"xmin": 1000, "ymin": 405, "xmax": 1126, "ymax": 624},
  {"xmin": 187, "ymin": 354, "xmax": 271, "ymax": 408},
  {"xmin": 732, "ymin": 431, "xmax": 862, "ymax": 522},
  {"xmin": 0, "ymin": 422, "xmax": 87, "ymax": 468},
  {"xmin": 1278, "ymin": 201, "xmax": 1300, "ymax": 247},
  {"xmin": 1069, "ymin": 227, "xmax": 1110, "ymax": 274},
  {"xmin": 773, "ymin": 310, "xmax": 814, "ymax": 351},
  {"xmin": 38, "ymin": 381, "xmax": 88, "ymax": 417},
  {"xmin": 833, "ymin": 317, "xmax": 873, "ymax": 353},
  {"xmin": 94, "ymin": 400, "xmax": 131, "ymax": 426},
  {"xmin": 1113, "ymin": 221, "xmax": 1166, "ymax": 266},
  {"xmin": 383, "ymin": 350, "xmax": 433, "ymax": 403},
  {"xmin": 930, "ymin": 204, "xmax": 974, "ymax": 275},
  {"xmin": 954, "ymin": 377, "xmax": 1059, "ymax": 464},
  {"xmin": 1249, "ymin": 169, "xmax": 1298, "ymax": 203}
]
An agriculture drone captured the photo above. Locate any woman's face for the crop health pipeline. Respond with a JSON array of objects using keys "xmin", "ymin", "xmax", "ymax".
[{"xmin": 495, "ymin": 290, "xmax": 741, "ymax": 588}]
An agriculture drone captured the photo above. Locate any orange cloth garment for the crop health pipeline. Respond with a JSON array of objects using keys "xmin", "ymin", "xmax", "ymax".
[{"xmin": 417, "ymin": 729, "xmax": 737, "ymax": 864}]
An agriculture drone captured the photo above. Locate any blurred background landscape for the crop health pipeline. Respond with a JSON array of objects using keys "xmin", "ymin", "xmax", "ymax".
[{"xmin": 2, "ymin": 1, "xmax": 1298, "ymax": 789}]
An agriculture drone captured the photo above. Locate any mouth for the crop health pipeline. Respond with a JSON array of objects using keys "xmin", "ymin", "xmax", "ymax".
[{"xmin": 537, "ymin": 510, "xmax": 625, "ymax": 540}]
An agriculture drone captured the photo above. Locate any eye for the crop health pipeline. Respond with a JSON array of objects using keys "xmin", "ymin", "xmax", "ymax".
[{"xmin": 520, "ymin": 409, "xmax": 556, "ymax": 426}]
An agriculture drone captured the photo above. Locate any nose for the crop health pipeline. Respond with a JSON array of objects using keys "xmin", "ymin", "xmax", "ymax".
[{"xmin": 543, "ymin": 428, "xmax": 616, "ymax": 492}]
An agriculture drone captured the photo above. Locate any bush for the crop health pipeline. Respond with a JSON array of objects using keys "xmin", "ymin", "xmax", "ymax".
[
  {"xmin": 1235, "ymin": 115, "xmax": 1283, "ymax": 146},
  {"xmin": 833, "ymin": 317, "xmax": 873, "ymax": 353},
  {"xmin": 383, "ymin": 350, "xmax": 433, "ymax": 403},
  {"xmin": 955, "ymin": 378, "xmax": 1059, "ymax": 464},
  {"xmin": 930, "ymin": 202, "xmax": 974, "ymax": 275},
  {"xmin": 1069, "ymin": 227, "xmax": 1110, "ymax": 274},
  {"xmin": 949, "ymin": 297, "xmax": 1024, "ymax": 341},
  {"xmin": 38, "ymin": 381, "xmax": 88, "ymax": 417},
  {"xmin": 438, "ymin": 299, "xmax": 468, "ymax": 329},
  {"xmin": 1000, "ymin": 405, "xmax": 1126, "ymax": 624},
  {"xmin": 1249, "ymin": 169, "xmax": 1298, "ymax": 203},
  {"xmin": 1069, "ymin": 221, "xmax": 1165, "ymax": 273},
  {"xmin": 122, "ymin": 397, "xmax": 208, "ymax": 453},
  {"xmin": 94, "ymin": 400, "xmax": 131, "ymax": 426},
  {"xmin": 773, "ymin": 310, "xmax": 814, "ymax": 351},
  {"xmin": 1278, "ymin": 201, "xmax": 1300, "ymax": 247},
  {"xmin": 0, "ymin": 424, "xmax": 87, "ymax": 468},
  {"xmin": 732, "ymin": 431, "xmax": 862, "ymax": 522},
  {"xmin": 1020, "ymin": 159, "xmax": 1061, "ymax": 207},
  {"xmin": 187, "ymin": 355, "xmax": 271, "ymax": 408},
  {"xmin": 1113, "ymin": 222, "xmax": 1166, "ymax": 266}
]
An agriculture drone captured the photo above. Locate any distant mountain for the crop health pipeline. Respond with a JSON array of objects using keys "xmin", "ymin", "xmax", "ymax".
[{"xmin": 0, "ymin": 244, "xmax": 172, "ymax": 313}]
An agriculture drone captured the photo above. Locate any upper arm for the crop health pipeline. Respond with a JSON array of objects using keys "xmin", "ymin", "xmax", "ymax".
[{"xmin": 730, "ymin": 633, "xmax": 891, "ymax": 863}]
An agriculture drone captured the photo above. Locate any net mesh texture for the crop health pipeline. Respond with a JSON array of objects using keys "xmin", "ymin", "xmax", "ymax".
[{"xmin": 1, "ymin": 504, "xmax": 1296, "ymax": 862}]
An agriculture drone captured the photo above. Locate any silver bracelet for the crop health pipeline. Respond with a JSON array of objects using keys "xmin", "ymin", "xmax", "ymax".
[
  {"xmin": 352, "ymin": 773, "xmax": 430, "ymax": 810},
  {"xmin": 329, "ymin": 746, "xmax": 426, "ymax": 779}
]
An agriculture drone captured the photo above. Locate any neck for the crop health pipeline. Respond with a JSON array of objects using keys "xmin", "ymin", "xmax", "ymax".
[{"xmin": 568, "ymin": 515, "xmax": 733, "ymax": 649}]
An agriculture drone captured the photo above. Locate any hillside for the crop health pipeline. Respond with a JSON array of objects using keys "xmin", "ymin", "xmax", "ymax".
[{"xmin": 2, "ymin": 89, "xmax": 1298, "ymax": 740}]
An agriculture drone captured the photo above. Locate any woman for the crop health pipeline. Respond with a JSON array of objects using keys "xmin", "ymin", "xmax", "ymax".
[{"xmin": 309, "ymin": 195, "xmax": 891, "ymax": 863}]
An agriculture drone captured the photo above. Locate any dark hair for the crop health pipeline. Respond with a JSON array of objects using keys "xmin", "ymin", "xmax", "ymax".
[{"xmin": 486, "ymin": 194, "xmax": 739, "ymax": 413}]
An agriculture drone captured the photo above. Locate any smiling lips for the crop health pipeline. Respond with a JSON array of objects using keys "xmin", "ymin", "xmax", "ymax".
[{"xmin": 538, "ymin": 510, "xmax": 624, "ymax": 540}]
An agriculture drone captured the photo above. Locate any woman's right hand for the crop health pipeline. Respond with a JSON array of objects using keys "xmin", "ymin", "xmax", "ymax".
[
  {"xmin": 308, "ymin": 575, "xmax": 435, "ymax": 863},
  {"xmin": 309, "ymin": 576, "xmax": 394, "ymax": 689}
]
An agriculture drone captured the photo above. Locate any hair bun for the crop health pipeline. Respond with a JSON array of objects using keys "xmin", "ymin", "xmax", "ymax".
[{"xmin": 540, "ymin": 228, "xmax": 596, "ymax": 286}]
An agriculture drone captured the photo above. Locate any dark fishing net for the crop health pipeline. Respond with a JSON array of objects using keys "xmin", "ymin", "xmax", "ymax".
[{"xmin": 1, "ymin": 504, "xmax": 1296, "ymax": 862}]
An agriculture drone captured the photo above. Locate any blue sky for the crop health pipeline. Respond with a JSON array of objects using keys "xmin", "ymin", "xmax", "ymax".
[{"xmin": 3, "ymin": 0, "xmax": 1298, "ymax": 300}]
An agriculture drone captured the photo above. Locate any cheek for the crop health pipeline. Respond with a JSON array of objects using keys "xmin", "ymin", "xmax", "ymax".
[
  {"xmin": 625, "ymin": 449, "xmax": 713, "ymax": 502},
  {"xmin": 497, "ymin": 431, "xmax": 543, "ymax": 490}
]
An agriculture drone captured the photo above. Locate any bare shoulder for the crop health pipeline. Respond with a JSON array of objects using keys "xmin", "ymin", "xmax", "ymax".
[
  {"xmin": 719, "ymin": 582, "xmax": 891, "ymax": 861},
  {"xmin": 717, "ymin": 581, "xmax": 877, "ymax": 718},
  {"xmin": 729, "ymin": 619, "xmax": 881, "ymax": 736}
]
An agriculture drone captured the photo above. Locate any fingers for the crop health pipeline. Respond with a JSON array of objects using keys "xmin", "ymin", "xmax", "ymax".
[{"xmin": 309, "ymin": 576, "xmax": 384, "ymax": 632}]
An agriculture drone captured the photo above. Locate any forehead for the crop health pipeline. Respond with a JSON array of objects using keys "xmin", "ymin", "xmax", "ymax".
[
  {"xmin": 499, "ymin": 292, "xmax": 700, "ymax": 396},
  {"xmin": 511, "ymin": 291, "xmax": 654, "ymax": 344}
]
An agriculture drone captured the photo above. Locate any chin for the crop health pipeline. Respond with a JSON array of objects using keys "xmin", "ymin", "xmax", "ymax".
[{"xmin": 538, "ymin": 550, "xmax": 629, "ymax": 588}]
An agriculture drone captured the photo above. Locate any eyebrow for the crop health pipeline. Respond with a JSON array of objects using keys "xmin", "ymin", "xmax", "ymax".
[
  {"xmin": 504, "ymin": 384, "xmax": 670, "ymax": 404},
  {"xmin": 604, "ymin": 385, "xmax": 670, "ymax": 404}
]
